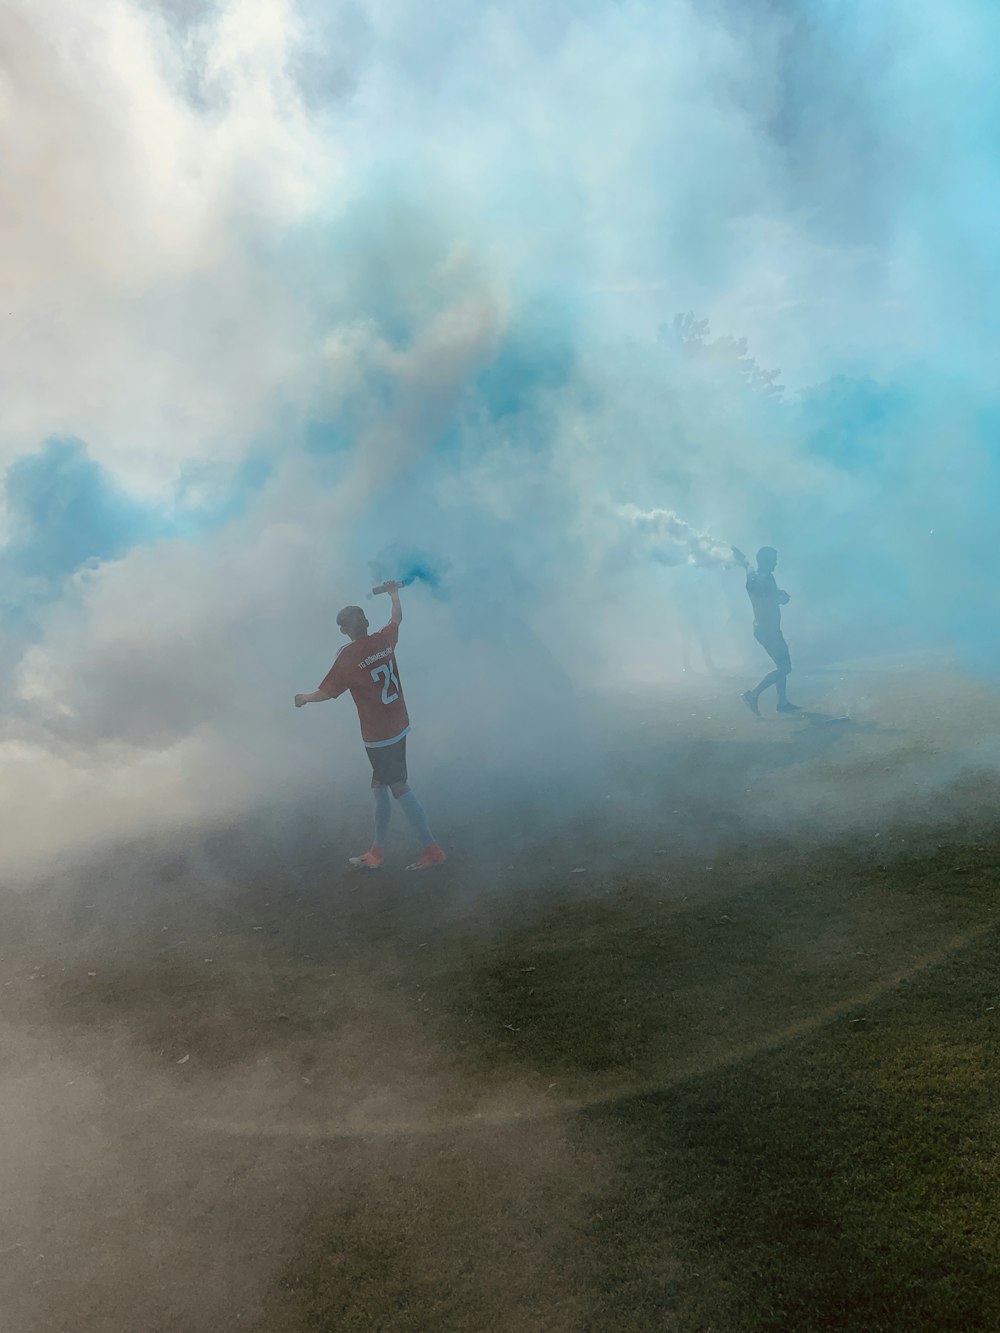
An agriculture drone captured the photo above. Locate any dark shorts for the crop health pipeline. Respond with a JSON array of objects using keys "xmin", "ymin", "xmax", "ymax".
[
  {"xmin": 754, "ymin": 626, "xmax": 791, "ymax": 674},
  {"xmin": 366, "ymin": 737, "xmax": 408, "ymax": 789}
]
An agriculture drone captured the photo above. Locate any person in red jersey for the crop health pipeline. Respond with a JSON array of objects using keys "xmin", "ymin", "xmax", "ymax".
[{"xmin": 294, "ymin": 581, "xmax": 446, "ymax": 871}]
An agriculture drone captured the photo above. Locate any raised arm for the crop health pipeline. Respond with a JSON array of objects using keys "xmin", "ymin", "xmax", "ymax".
[
  {"xmin": 381, "ymin": 580, "xmax": 403, "ymax": 625},
  {"xmin": 371, "ymin": 578, "xmax": 409, "ymax": 624}
]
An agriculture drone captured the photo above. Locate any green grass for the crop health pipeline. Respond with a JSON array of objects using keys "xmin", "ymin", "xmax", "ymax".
[
  {"xmin": 582, "ymin": 930, "xmax": 1000, "ymax": 1331},
  {"xmin": 244, "ymin": 835, "xmax": 1000, "ymax": 1331},
  {"xmin": 11, "ymin": 676, "xmax": 1000, "ymax": 1329}
]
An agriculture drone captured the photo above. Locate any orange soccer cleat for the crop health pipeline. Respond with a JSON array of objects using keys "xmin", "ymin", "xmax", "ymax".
[
  {"xmin": 349, "ymin": 846, "xmax": 384, "ymax": 870},
  {"xmin": 406, "ymin": 843, "xmax": 447, "ymax": 871}
]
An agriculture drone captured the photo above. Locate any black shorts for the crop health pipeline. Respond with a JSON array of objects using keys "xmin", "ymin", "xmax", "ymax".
[
  {"xmin": 366, "ymin": 737, "xmax": 408, "ymax": 789},
  {"xmin": 754, "ymin": 626, "xmax": 791, "ymax": 674}
]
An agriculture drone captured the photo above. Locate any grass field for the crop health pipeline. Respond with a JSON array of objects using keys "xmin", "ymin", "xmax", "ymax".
[{"xmin": 2, "ymin": 665, "xmax": 1000, "ymax": 1330}]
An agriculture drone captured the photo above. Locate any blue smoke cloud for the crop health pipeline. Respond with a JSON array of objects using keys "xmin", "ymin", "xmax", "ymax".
[
  {"xmin": 3, "ymin": 436, "xmax": 161, "ymax": 580},
  {"xmin": 0, "ymin": 435, "xmax": 274, "ymax": 688},
  {"xmin": 367, "ymin": 548, "xmax": 451, "ymax": 598},
  {"xmin": 0, "ymin": 437, "xmax": 167, "ymax": 670}
]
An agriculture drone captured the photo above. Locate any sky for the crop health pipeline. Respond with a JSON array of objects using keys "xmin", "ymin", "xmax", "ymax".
[{"xmin": 1, "ymin": 0, "xmax": 999, "ymax": 872}]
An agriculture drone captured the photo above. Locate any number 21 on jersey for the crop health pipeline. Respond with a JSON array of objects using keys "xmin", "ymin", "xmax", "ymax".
[{"xmin": 371, "ymin": 658, "xmax": 400, "ymax": 705}]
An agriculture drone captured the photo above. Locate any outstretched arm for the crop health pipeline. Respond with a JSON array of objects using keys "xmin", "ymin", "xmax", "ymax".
[{"xmin": 294, "ymin": 690, "xmax": 332, "ymax": 708}]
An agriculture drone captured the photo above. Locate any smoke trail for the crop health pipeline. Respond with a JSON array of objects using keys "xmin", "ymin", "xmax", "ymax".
[{"xmin": 618, "ymin": 504, "xmax": 739, "ymax": 570}]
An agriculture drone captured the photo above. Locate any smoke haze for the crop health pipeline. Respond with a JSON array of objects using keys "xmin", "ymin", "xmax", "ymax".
[
  {"xmin": 1, "ymin": 0, "xmax": 998, "ymax": 873},
  {"xmin": 3, "ymin": 6, "xmax": 1000, "ymax": 1327}
]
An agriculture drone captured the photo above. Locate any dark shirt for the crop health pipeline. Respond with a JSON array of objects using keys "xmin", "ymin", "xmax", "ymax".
[{"xmin": 746, "ymin": 570, "xmax": 781, "ymax": 633}]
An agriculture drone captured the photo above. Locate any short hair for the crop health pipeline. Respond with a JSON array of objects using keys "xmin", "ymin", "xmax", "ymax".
[
  {"xmin": 756, "ymin": 546, "xmax": 777, "ymax": 565},
  {"xmin": 336, "ymin": 605, "xmax": 367, "ymax": 631}
]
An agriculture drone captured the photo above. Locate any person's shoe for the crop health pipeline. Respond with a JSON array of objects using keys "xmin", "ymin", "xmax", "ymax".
[
  {"xmin": 349, "ymin": 846, "xmax": 384, "ymax": 870},
  {"xmin": 776, "ymin": 702, "xmax": 801, "ymax": 713},
  {"xmin": 740, "ymin": 690, "xmax": 760, "ymax": 717},
  {"xmin": 406, "ymin": 843, "xmax": 447, "ymax": 871}
]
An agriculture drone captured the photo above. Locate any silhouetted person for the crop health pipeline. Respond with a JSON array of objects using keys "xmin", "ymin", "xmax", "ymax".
[{"xmin": 733, "ymin": 546, "xmax": 799, "ymax": 716}]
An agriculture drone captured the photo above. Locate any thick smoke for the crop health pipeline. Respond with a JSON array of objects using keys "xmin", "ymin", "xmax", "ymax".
[{"xmin": 0, "ymin": 0, "xmax": 997, "ymax": 874}]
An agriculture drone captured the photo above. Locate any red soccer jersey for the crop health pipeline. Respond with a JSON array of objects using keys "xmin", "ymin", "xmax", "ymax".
[{"xmin": 318, "ymin": 621, "xmax": 410, "ymax": 747}]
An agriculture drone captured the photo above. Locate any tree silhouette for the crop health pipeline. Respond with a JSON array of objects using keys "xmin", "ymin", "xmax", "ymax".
[{"xmin": 661, "ymin": 312, "xmax": 784, "ymax": 398}]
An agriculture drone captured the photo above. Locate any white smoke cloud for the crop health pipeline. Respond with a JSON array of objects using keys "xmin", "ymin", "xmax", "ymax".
[
  {"xmin": 0, "ymin": 0, "xmax": 338, "ymax": 501},
  {"xmin": 617, "ymin": 503, "xmax": 739, "ymax": 570}
]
